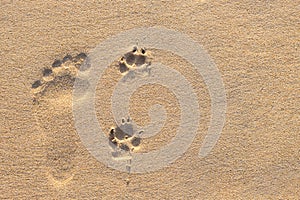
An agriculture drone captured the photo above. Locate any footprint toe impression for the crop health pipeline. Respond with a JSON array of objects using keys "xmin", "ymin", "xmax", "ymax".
[{"xmin": 32, "ymin": 53, "xmax": 87, "ymax": 186}]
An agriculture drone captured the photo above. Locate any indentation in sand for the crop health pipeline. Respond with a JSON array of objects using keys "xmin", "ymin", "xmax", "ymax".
[
  {"xmin": 117, "ymin": 46, "xmax": 152, "ymax": 82},
  {"xmin": 31, "ymin": 47, "xmax": 152, "ymax": 184},
  {"xmin": 32, "ymin": 53, "xmax": 88, "ymax": 102},
  {"xmin": 109, "ymin": 117, "xmax": 143, "ymax": 153},
  {"xmin": 31, "ymin": 53, "xmax": 87, "ymax": 186}
]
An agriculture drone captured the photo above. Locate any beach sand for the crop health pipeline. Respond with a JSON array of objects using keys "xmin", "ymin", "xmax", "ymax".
[{"xmin": 1, "ymin": 0, "xmax": 299, "ymax": 199}]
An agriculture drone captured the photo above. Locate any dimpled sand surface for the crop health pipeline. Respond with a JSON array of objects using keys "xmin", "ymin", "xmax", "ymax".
[{"xmin": 1, "ymin": 0, "xmax": 299, "ymax": 199}]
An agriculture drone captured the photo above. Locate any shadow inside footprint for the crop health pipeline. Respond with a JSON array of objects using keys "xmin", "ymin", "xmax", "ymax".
[
  {"xmin": 135, "ymin": 55, "xmax": 146, "ymax": 66},
  {"xmin": 114, "ymin": 126, "xmax": 130, "ymax": 140},
  {"xmin": 119, "ymin": 62, "xmax": 129, "ymax": 73},
  {"xmin": 52, "ymin": 59, "xmax": 62, "ymax": 68},
  {"xmin": 43, "ymin": 68, "xmax": 53, "ymax": 76},
  {"xmin": 32, "ymin": 80, "xmax": 42, "ymax": 88},
  {"xmin": 131, "ymin": 137, "xmax": 141, "ymax": 147}
]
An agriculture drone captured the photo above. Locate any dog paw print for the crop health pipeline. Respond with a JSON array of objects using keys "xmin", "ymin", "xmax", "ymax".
[
  {"xmin": 109, "ymin": 117, "xmax": 143, "ymax": 155},
  {"xmin": 118, "ymin": 47, "xmax": 152, "ymax": 81}
]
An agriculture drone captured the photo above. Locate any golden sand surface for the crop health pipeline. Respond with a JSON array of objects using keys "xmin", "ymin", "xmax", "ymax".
[{"xmin": 1, "ymin": 0, "xmax": 299, "ymax": 199}]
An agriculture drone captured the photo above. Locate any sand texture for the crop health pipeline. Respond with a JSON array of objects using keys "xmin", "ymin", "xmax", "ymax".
[{"xmin": 1, "ymin": 0, "xmax": 299, "ymax": 199}]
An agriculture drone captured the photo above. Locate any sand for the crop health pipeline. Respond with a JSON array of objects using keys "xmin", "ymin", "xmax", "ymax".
[{"xmin": 1, "ymin": 0, "xmax": 299, "ymax": 199}]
